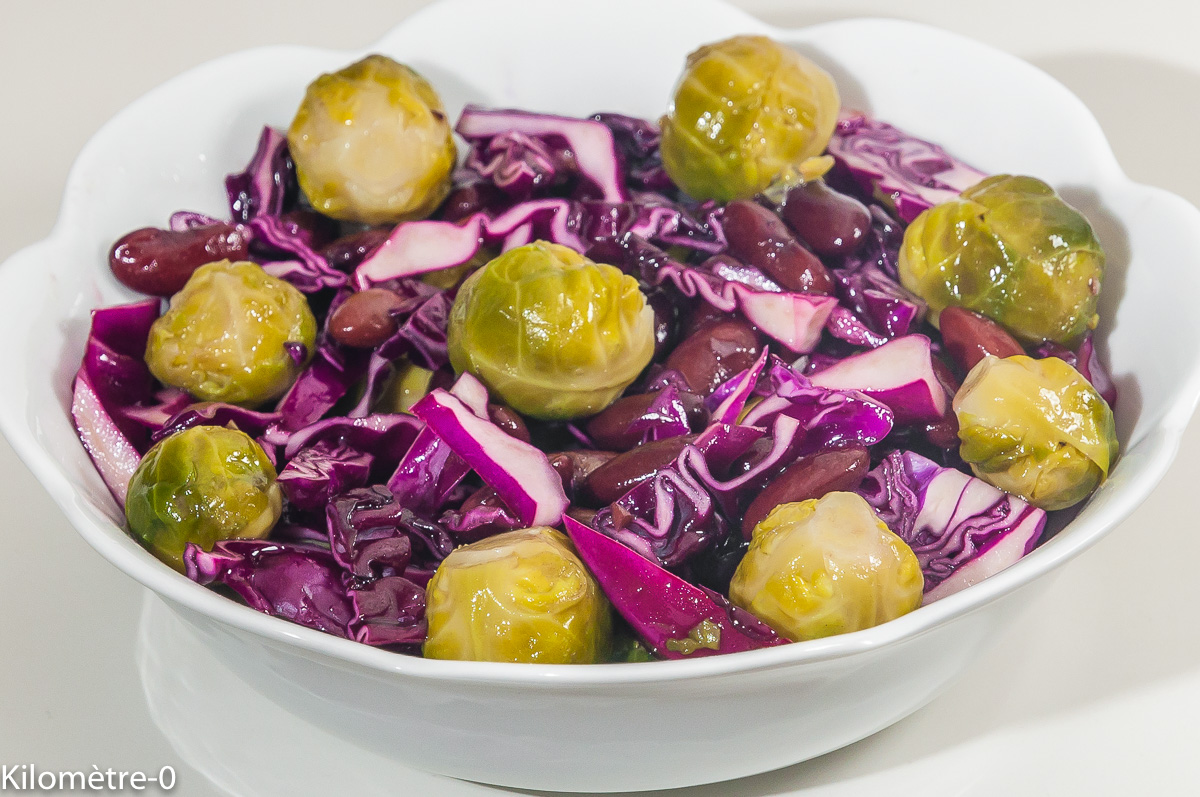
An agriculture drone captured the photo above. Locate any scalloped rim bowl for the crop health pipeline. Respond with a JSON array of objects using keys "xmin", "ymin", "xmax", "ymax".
[{"xmin": 4, "ymin": 0, "xmax": 1200, "ymax": 791}]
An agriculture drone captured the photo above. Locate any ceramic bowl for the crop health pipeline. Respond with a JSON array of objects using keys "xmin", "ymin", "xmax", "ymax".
[{"xmin": 3, "ymin": 0, "xmax": 1199, "ymax": 791}]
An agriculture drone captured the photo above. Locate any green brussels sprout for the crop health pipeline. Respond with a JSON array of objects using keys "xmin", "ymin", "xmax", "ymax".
[
  {"xmin": 287, "ymin": 54, "xmax": 456, "ymax": 225},
  {"xmin": 424, "ymin": 527, "xmax": 613, "ymax": 664},
  {"xmin": 660, "ymin": 35, "xmax": 840, "ymax": 203},
  {"xmin": 729, "ymin": 492, "xmax": 923, "ymax": 641},
  {"xmin": 954, "ymin": 354, "xmax": 1118, "ymax": 510},
  {"xmin": 447, "ymin": 241, "xmax": 655, "ymax": 420},
  {"xmin": 377, "ymin": 360, "xmax": 435, "ymax": 414},
  {"xmin": 145, "ymin": 260, "xmax": 316, "ymax": 406},
  {"xmin": 899, "ymin": 174, "xmax": 1105, "ymax": 346},
  {"xmin": 125, "ymin": 425, "xmax": 282, "ymax": 571}
]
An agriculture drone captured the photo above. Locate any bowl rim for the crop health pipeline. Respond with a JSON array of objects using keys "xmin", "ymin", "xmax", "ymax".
[{"xmin": 4, "ymin": 0, "xmax": 1200, "ymax": 686}]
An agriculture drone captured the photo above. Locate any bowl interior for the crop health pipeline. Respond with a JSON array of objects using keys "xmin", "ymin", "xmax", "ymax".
[{"xmin": 3, "ymin": 0, "xmax": 1200, "ymax": 681}]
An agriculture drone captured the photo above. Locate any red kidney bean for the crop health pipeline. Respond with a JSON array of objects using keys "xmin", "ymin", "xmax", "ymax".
[
  {"xmin": 550, "ymin": 450, "xmax": 618, "ymax": 498},
  {"xmin": 548, "ymin": 453, "xmax": 576, "ymax": 488},
  {"xmin": 664, "ymin": 319, "xmax": 761, "ymax": 395},
  {"xmin": 924, "ymin": 412, "xmax": 961, "ymax": 450},
  {"xmin": 679, "ymin": 303, "xmax": 730, "ymax": 339},
  {"xmin": 779, "ymin": 181, "xmax": 872, "ymax": 256},
  {"xmin": 109, "ymin": 223, "xmax": 251, "ymax": 296},
  {"xmin": 584, "ymin": 389, "xmax": 707, "ymax": 451},
  {"xmin": 938, "ymin": 306, "xmax": 1025, "ymax": 374},
  {"xmin": 328, "ymin": 288, "xmax": 407, "ymax": 348},
  {"xmin": 924, "ymin": 357, "xmax": 962, "ymax": 449},
  {"xmin": 931, "ymin": 356, "xmax": 961, "ymax": 397},
  {"xmin": 722, "ymin": 200, "xmax": 834, "ymax": 294},
  {"xmin": 441, "ymin": 182, "xmax": 503, "ymax": 223},
  {"xmin": 729, "ymin": 437, "xmax": 777, "ymax": 478},
  {"xmin": 579, "ymin": 434, "xmax": 699, "ymax": 507},
  {"xmin": 487, "ymin": 404, "xmax": 531, "ymax": 444},
  {"xmin": 320, "ymin": 227, "xmax": 392, "ymax": 271},
  {"xmin": 565, "ymin": 506, "xmax": 599, "ymax": 526},
  {"xmin": 740, "ymin": 446, "xmax": 871, "ymax": 538}
]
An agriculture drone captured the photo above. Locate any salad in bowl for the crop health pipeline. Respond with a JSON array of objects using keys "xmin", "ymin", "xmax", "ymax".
[
  {"xmin": 74, "ymin": 34, "xmax": 1118, "ymax": 663},
  {"xmin": 5, "ymin": 0, "xmax": 1198, "ymax": 789}
]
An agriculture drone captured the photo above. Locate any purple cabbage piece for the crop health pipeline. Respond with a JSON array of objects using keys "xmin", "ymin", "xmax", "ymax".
[
  {"xmin": 593, "ymin": 423, "xmax": 763, "ymax": 567},
  {"xmin": 184, "ymin": 538, "xmax": 431, "ymax": 647},
  {"xmin": 120, "ymin": 388, "xmax": 193, "ymax": 432},
  {"xmin": 71, "ymin": 300, "xmax": 166, "ymax": 505},
  {"xmin": 274, "ymin": 341, "xmax": 369, "ymax": 431},
  {"xmin": 186, "ymin": 540, "xmax": 355, "ymax": 638},
  {"xmin": 708, "ymin": 350, "xmax": 770, "ymax": 426},
  {"xmin": 222, "ymin": 126, "xmax": 345, "ymax": 292},
  {"xmin": 701, "ymin": 254, "xmax": 784, "ymax": 294},
  {"xmin": 456, "ymin": 106, "xmax": 628, "ymax": 201},
  {"xmin": 168, "ymin": 210, "xmax": 223, "ymax": 231},
  {"xmin": 1035, "ymin": 334, "xmax": 1118, "ymax": 408},
  {"xmin": 564, "ymin": 516, "xmax": 785, "ymax": 658},
  {"xmin": 741, "ymin": 358, "xmax": 894, "ymax": 454},
  {"xmin": 627, "ymin": 386, "xmax": 694, "ymax": 444},
  {"xmin": 79, "ymin": 300, "xmax": 160, "ymax": 443},
  {"xmin": 326, "ymin": 486, "xmax": 454, "ymax": 579},
  {"xmin": 266, "ymin": 413, "xmax": 423, "ymax": 478},
  {"xmin": 351, "ymin": 576, "xmax": 427, "ymax": 647},
  {"xmin": 808, "ymin": 335, "xmax": 948, "ymax": 425},
  {"xmin": 225, "ymin": 126, "xmax": 294, "ymax": 222},
  {"xmin": 593, "ymin": 237, "xmax": 837, "ymax": 353},
  {"xmin": 348, "ymin": 285, "xmax": 451, "ymax": 418},
  {"xmin": 828, "ymin": 111, "xmax": 987, "ymax": 223},
  {"xmin": 411, "ymin": 387, "xmax": 569, "ymax": 527},
  {"xmin": 439, "ymin": 490, "xmax": 523, "ymax": 541},
  {"xmin": 252, "ymin": 216, "xmax": 347, "ymax": 292},
  {"xmin": 461, "ymin": 129, "xmax": 569, "ymax": 198},
  {"xmin": 152, "ymin": 403, "xmax": 282, "ymax": 443},
  {"xmin": 858, "ymin": 450, "xmax": 1047, "ymax": 601},
  {"xmin": 71, "ymin": 371, "xmax": 142, "ymax": 508},
  {"xmin": 354, "ymin": 196, "xmax": 726, "ymax": 290},
  {"xmin": 277, "ymin": 440, "xmax": 374, "ymax": 511},
  {"xmin": 592, "ymin": 112, "xmax": 673, "ymax": 191},
  {"xmin": 828, "ymin": 206, "xmax": 925, "ymax": 347},
  {"xmin": 387, "ymin": 374, "xmax": 488, "ymax": 515}
]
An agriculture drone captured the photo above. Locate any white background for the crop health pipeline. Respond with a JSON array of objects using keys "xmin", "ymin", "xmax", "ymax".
[{"xmin": 2, "ymin": 1, "xmax": 1199, "ymax": 794}]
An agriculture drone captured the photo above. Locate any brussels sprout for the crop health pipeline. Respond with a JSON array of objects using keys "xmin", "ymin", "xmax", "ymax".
[
  {"xmin": 378, "ymin": 360, "xmax": 436, "ymax": 414},
  {"xmin": 125, "ymin": 425, "xmax": 282, "ymax": 571},
  {"xmin": 145, "ymin": 260, "xmax": 316, "ymax": 406},
  {"xmin": 424, "ymin": 527, "xmax": 613, "ymax": 663},
  {"xmin": 447, "ymin": 241, "xmax": 655, "ymax": 420},
  {"xmin": 954, "ymin": 354, "xmax": 1118, "ymax": 510},
  {"xmin": 729, "ymin": 492, "xmax": 923, "ymax": 641},
  {"xmin": 287, "ymin": 54, "xmax": 456, "ymax": 225},
  {"xmin": 899, "ymin": 175, "xmax": 1105, "ymax": 346},
  {"xmin": 660, "ymin": 35, "xmax": 840, "ymax": 203}
]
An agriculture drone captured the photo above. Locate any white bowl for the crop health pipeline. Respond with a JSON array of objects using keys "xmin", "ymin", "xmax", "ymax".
[{"xmin": 3, "ymin": 0, "xmax": 1200, "ymax": 791}]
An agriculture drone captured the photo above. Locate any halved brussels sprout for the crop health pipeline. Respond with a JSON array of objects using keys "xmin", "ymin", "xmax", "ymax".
[
  {"xmin": 447, "ymin": 241, "xmax": 655, "ymax": 420},
  {"xmin": 125, "ymin": 425, "xmax": 281, "ymax": 571},
  {"xmin": 424, "ymin": 527, "xmax": 613, "ymax": 663},
  {"xmin": 729, "ymin": 492, "xmax": 923, "ymax": 641},
  {"xmin": 660, "ymin": 35, "xmax": 840, "ymax": 202},
  {"xmin": 145, "ymin": 260, "xmax": 316, "ymax": 406},
  {"xmin": 899, "ymin": 174, "xmax": 1105, "ymax": 346},
  {"xmin": 287, "ymin": 54, "xmax": 456, "ymax": 224},
  {"xmin": 954, "ymin": 354, "xmax": 1118, "ymax": 510}
]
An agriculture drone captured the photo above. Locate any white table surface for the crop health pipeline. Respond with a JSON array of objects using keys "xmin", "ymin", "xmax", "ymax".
[{"xmin": 3, "ymin": 1, "xmax": 1200, "ymax": 794}]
